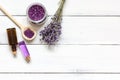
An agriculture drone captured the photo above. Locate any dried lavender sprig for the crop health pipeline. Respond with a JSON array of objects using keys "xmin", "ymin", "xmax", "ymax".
[
  {"xmin": 53, "ymin": 0, "xmax": 65, "ymax": 22},
  {"xmin": 40, "ymin": 22, "xmax": 61, "ymax": 45},
  {"xmin": 40, "ymin": 0, "xmax": 65, "ymax": 45}
]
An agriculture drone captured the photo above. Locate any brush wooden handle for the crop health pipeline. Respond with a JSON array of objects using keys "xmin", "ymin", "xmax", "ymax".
[{"xmin": 0, "ymin": 5, "xmax": 23, "ymax": 29}]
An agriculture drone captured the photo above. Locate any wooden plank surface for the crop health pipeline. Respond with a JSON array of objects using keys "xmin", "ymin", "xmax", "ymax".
[
  {"xmin": 0, "ymin": 0, "xmax": 120, "ymax": 15},
  {"xmin": 0, "ymin": 74, "xmax": 120, "ymax": 80},
  {"xmin": 0, "ymin": 45, "xmax": 120, "ymax": 72},
  {"xmin": 0, "ymin": 0, "xmax": 120, "ymax": 80},
  {"xmin": 1, "ymin": 16, "xmax": 120, "ymax": 44}
]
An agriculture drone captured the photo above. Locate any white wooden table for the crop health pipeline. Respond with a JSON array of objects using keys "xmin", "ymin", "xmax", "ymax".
[{"xmin": 0, "ymin": 0, "xmax": 120, "ymax": 79}]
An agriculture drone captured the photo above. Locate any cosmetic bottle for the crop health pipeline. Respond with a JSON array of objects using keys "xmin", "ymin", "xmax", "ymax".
[
  {"xmin": 18, "ymin": 41, "xmax": 30, "ymax": 63},
  {"xmin": 7, "ymin": 28, "xmax": 18, "ymax": 56}
]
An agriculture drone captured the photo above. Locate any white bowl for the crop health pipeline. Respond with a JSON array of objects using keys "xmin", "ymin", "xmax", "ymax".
[{"xmin": 27, "ymin": 2, "xmax": 47, "ymax": 25}]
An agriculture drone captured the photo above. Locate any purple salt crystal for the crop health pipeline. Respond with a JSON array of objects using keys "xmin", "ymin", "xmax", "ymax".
[
  {"xmin": 18, "ymin": 41, "xmax": 30, "ymax": 58},
  {"xmin": 28, "ymin": 4, "xmax": 45, "ymax": 21},
  {"xmin": 24, "ymin": 28, "xmax": 34, "ymax": 38}
]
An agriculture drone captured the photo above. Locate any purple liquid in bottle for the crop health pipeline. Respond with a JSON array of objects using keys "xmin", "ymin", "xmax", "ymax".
[
  {"xmin": 19, "ymin": 41, "xmax": 30, "ymax": 57},
  {"xmin": 19, "ymin": 41, "xmax": 30, "ymax": 62}
]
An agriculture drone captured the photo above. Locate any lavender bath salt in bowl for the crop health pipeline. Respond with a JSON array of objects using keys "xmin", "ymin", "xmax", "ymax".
[{"xmin": 27, "ymin": 3, "xmax": 47, "ymax": 25}]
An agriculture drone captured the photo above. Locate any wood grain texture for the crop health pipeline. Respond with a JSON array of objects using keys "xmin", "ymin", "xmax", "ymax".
[
  {"xmin": 0, "ymin": 0, "xmax": 120, "ymax": 80},
  {"xmin": 0, "ymin": 45, "xmax": 120, "ymax": 72},
  {"xmin": 0, "ymin": 74, "xmax": 120, "ymax": 80},
  {"xmin": 1, "ymin": 16, "xmax": 120, "ymax": 44},
  {"xmin": 0, "ymin": 0, "xmax": 120, "ymax": 15}
]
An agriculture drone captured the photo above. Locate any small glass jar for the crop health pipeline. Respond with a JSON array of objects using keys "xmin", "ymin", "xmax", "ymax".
[{"xmin": 27, "ymin": 3, "xmax": 47, "ymax": 25}]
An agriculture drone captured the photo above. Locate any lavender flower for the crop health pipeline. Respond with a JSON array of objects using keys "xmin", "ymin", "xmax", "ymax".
[
  {"xmin": 40, "ymin": 0, "xmax": 65, "ymax": 45},
  {"xmin": 40, "ymin": 21, "xmax": 62, "ymax": 45}
]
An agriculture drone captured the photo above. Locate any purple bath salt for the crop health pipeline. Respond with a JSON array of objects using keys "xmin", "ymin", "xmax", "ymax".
[
  {"xmin": 18, "ymin": 41, "xmax": 30, "ymax": 58},
  {"xmin": 24, "ymin": 28, "xmax": 34, "ymax": 38},
  {"xmin": 28, "ymin": 4, "xmax": 45, "ymax": 21}
]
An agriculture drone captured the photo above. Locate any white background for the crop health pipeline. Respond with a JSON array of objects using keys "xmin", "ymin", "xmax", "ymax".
[{"xmin": 0, "ymin": 0, "xmax": 120, "ymax": 79}]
